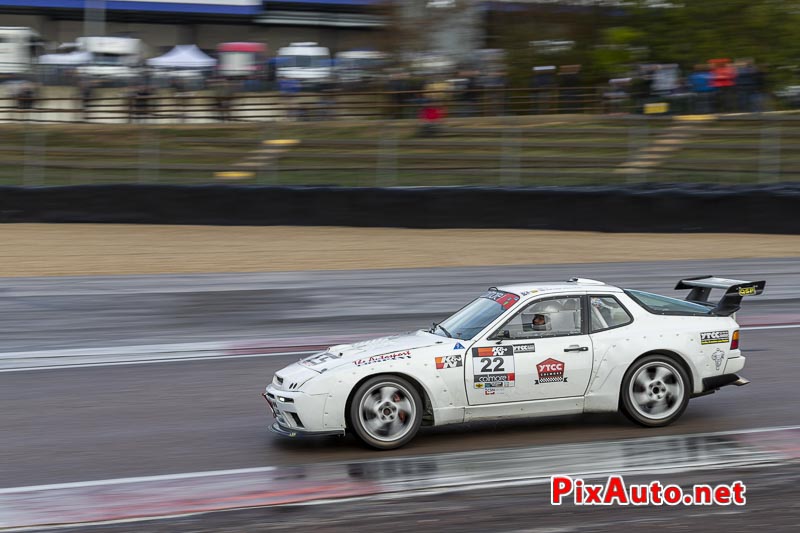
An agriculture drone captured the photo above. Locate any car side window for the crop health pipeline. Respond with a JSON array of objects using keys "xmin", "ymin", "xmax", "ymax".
[
  {"xmin": 590, "ymin": 296, "xmax": 633, "ymax": 332},
  {"xmin": 494, "ymin": 296, "xmax": 583, "ymax": 339}
]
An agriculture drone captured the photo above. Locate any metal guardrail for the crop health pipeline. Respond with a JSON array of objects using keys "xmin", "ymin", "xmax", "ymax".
[{"xmin": 0, "ymin": 87, "xmax": 612, "ymax": 124}]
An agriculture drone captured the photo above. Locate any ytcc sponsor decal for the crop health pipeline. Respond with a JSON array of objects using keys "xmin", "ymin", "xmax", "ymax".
[
  {"xmin": 700, "ymin": 331, "xmax": 729, "ymax": 345},
  {"xmin": 536, "ymin": 357, "xmax": 567, "ymax": 384}
]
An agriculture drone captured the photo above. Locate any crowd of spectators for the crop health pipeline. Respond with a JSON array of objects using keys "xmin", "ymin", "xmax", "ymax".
[{"xmin": 605, "ymin": 59, "xmax": 768, "ymax": 115}]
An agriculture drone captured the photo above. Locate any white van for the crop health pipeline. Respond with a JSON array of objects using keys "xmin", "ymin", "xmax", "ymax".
[
  {"xmin": 276, "ymin": 42, "xmax": 332, "ymax": 87},
  {"xmin": 334, "ymin": 50, "xmax": 389, "ymax": 85},
  {"xmin": 0, "ymin": 27, "xmax": 43, "ymax": 75},
  {"xmin": 76, "ymin": 36, "xmax": 143, "ymax": 80}
]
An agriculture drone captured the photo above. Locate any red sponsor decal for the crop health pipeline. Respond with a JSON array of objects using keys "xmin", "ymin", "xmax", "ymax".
[
  {"xmin": 496, "ymin": 293, "xmax": 518, "ymax": 310},
  {"xmin": 473, "ymin": 346, "xmax": 512, "ymax": 357},
  {"xmin": 537, "ymin": 358, "xmax": 564, "ymax": 377}
]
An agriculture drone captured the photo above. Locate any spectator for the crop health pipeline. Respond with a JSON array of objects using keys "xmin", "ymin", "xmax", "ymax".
[
  {"xmin": 530, "ymin": 66, "xmax": 556, "ymax": 114},
  {"xmin": 688, "ymin": 64, "xmax": 715, "ymax": 114},
  {"xmin": 481, "ymin": 67, "xmax": 507, "ymax": 116},
  {"xmin": 558, "ymin": 64, "xmax": 582, "ymax": 113},
  {"xmin": 130, "ymin": 84, "xmax": 152, "ymax": 123},
  {"xmin": 418, "ymin": 93, "xmax": 446, "ymax": 137},
  {"xmin": 749, "ymin": 64, "xmax": 767, "ymax": 113},
  {"xmin": 735, "ymin": 59, "xmax": 766, "ymax": 113},
  {"xmin": 604, "ymin": 78, "xmax": 630, "ymax": 114},
  {"xmin": 16, "ymin": 82, "xmax": 36, "ymax": 111},
  {"xmin": 78, "ymin": 79, "xmax": 94, "ymax": 122},
  {"xmin": 710, "ymin": 58, "xmax": 736, "ymax": 113},
  {"xmin": 386, "ymin": 70, "xmax": 411, "ymax": 119}
]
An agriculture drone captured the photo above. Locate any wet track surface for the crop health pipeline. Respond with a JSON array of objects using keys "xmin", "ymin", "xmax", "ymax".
[
  {"xmin": 0, "ymin": 257, "xmax": 798, "ymax": 352},
  {"xmin": 58, "ymin": 465, "xmax": 800, "ymax": 533},
  {"xmin": 1, "ymin": 257, "xmax": 799, "ymax": 530},
  {"xmin": 2, "ymin": 328, "xmax": 798, "ymax": 489}
]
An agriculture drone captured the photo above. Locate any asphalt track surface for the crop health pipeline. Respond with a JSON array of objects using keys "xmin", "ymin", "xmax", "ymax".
[
  {"xmin": 0, "ymin": 257, "xmax": 798, "ymax": 352},
  {"xmin": 1, "ymin": 257, "xmax": 799, "ymax": 530}
]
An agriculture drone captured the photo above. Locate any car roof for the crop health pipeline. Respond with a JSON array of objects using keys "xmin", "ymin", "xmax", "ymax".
[{"xmin": 496, "ymin": 278, "xmax": 624, "ymax": 297}]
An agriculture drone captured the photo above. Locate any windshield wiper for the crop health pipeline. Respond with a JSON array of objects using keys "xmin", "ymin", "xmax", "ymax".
[{"xmin": 431, "ymin": 322, "xmax": 452, "ymax": 338}]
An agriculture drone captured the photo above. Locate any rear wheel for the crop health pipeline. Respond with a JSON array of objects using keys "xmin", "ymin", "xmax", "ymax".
[
  {"xmin": 620, "ymin": 354, "xmax": 690, "ymax": 427},
  {"xmin": 349, "ymin": 375, "xmax": 422, "ymax": 450}
]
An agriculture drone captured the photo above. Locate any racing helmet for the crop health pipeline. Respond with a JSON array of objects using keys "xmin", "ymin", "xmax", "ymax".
[{"xmin": 523, "ymin": 301, "xmax": 561, "ymax": 332}]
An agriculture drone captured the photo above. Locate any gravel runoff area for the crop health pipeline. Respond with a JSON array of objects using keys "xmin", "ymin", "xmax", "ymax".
[{"xmin": 0, "ymin": 224, "xmax": 799, "ymax": 277}]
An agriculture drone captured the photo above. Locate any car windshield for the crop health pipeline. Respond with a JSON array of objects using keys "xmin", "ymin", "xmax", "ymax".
[
  {"xmin": 434, "ymin": 290, "xmax": 520, "ymax": 340},
  {"xmin": 625, "ymin": 289, "xmax": 713, "ymax": 315}
]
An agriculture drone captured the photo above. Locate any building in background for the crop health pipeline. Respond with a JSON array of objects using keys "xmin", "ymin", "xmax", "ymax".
[{"xmin": 0, "ymin": 0, "xmax": 384, "ymax": 54}]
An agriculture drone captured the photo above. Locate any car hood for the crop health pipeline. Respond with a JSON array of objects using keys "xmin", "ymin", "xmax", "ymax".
[{"xmin": 297, "ymin": 330, "xmax": 444, "ymax": 373}]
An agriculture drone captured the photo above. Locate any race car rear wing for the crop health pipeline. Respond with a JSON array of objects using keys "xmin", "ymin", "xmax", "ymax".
[{"xmin": 675, "ymin": 276, "xmax": 766, "ymax": 316}]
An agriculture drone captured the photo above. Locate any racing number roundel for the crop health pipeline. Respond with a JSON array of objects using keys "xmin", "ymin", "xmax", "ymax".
[{"xmin": 472, "ymin": 346, "xmax": 515, "ymax": 388}]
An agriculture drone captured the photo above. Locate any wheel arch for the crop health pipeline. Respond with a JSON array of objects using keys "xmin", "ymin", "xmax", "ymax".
[
  {"xmin": 344, "ymin": 372, "xmax": 435, "ymax": 431},
  {"xmin": 620, "ymin": 349, "xmax": 696, "ymax": 402}
]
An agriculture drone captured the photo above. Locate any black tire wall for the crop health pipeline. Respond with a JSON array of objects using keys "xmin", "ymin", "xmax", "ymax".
[{"xmin": 1, "ymin": 184, "xmax": 798, "ymax": 233}]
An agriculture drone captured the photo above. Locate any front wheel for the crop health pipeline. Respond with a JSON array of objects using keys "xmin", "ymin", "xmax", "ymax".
[
  {"xmin": 620, "ymin": 354, "xmax": 690, "ymax": 427},
  {"xmin": 349, "ymin": 375, "xmax": 422, "ymax": 450}
]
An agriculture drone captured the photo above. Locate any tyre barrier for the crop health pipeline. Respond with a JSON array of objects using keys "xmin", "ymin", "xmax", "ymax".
[{"xmin": 1, "ymin": 184, "xmax": 799, "ymax": 234}]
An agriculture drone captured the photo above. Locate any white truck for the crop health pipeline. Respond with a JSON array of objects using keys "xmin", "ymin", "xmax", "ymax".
[
  {"xmin": 0, "ymin": 27, "xmax": 44, "ymax": 76},
  {"xmin": 276, "ymin": 42, "xmax": 332, "ymax": 87},
  {"xmin": 76, "ymin": 36, "xmax": 143, "ymax": 80}
]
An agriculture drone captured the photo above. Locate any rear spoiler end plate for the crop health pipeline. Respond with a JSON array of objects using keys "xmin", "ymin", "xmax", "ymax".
[{"xmin": 675, "ymin": 276, "xmax": 766, "ymax": 316}]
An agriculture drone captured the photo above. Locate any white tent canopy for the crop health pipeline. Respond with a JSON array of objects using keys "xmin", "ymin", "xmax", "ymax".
[{"xmin": 146, "ymin": 45, "xmax": 217, "ymax": 69}]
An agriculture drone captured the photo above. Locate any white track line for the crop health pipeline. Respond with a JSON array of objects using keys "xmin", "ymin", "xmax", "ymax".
[
  {"xmin": 0, "ymin": 350, "xmax": 317, "ymax": 373},
  {"xmin": 0, "ymin": 324, "xmax": 797, "ymax": 373},
  {"xmin": 743, "ymin": 324, "xmax": 800, "ymax": 330},
  {"xmin": 0, "ymin": 466, "xmax": 277, "ymax": 495}
]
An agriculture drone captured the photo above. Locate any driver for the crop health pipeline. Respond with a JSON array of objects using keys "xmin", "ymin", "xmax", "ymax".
[{"xmin": 531, "ymin": 313, "xmax": 549, "ymax": 331}]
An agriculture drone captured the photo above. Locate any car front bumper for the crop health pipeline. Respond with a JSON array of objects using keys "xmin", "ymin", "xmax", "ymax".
[
  {"xmin": 268, "ymin": 421, "xmax": 345, "ymax": 438},
  {"xmin": 262, "ymin": 386, "xmax": 345, "ymax": 437}
]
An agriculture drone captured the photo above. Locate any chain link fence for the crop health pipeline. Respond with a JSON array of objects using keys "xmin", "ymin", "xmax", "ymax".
[{"xmin": 0, "ymin": 94, "xmax": 796, "ymax": 187}]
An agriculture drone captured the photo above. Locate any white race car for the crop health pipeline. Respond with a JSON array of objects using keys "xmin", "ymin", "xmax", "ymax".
[{"xmin": 263, "ymin": 276, "xmax": 764, "ymax": 449}]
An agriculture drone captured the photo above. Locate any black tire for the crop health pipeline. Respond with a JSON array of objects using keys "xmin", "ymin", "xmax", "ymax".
[
  {"xmin": 349, "ymin": 375, "xmax": 423, "ymax": 450},
  {"xmin": 620, "ymin": 354, "xmax": 690, "ymax": 427}
]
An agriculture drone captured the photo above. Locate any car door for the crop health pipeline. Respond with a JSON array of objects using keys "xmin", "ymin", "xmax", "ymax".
[{"xmin": 465, "ymin": 295, "xmax": 594, "ymax": 406}]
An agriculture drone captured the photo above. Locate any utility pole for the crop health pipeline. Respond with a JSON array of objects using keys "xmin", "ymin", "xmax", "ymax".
[
  {"xmin": 396, "ymin": 0, "xmax": 484, "ymax": 61},
  {"xmin": 84, "ymin": 0, "xmax": 106, "ymax": 36}
]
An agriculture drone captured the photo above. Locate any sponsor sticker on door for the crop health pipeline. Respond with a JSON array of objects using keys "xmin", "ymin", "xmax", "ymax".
[
  {"xmin": 700, "ymin": 331, "xmax": 729, "ymax": 345},
  {"xmin": 473, "ymin": 346, "xmax": 515, "ymax": 388},
  {"xmin": 514, "ymin": 343, "xmax": 536, "ymax": 353},
  {"xmin": 536, "ymin": 357, "xmax": 567, "ymax": 384}
]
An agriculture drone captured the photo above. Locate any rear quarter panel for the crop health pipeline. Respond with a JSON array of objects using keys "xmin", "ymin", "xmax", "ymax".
[{"xmin": 584, "ymin": 293, "xmax": 739, "ymax": 412}]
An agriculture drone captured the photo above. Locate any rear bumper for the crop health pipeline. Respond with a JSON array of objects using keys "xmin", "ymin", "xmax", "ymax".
[{"xmin": 694, "ymin": 373, "xmax": 749, "ymax": 397}]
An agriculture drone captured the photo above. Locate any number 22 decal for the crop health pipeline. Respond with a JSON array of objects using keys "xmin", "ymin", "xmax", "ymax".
[{"xmin": 480, "ymin": 357, "xmax": 505, "ymax": 373}]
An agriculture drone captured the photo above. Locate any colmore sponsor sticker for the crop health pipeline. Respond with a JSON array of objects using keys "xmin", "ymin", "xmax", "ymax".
[{"xmin": 354, "ymin": 350, "xmax": 412, "ymax": 367}]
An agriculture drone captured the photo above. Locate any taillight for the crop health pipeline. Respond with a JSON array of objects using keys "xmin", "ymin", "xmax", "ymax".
[{"xmin": 731, "ymin": 330, "xmax": 740, "ymax": 350}]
